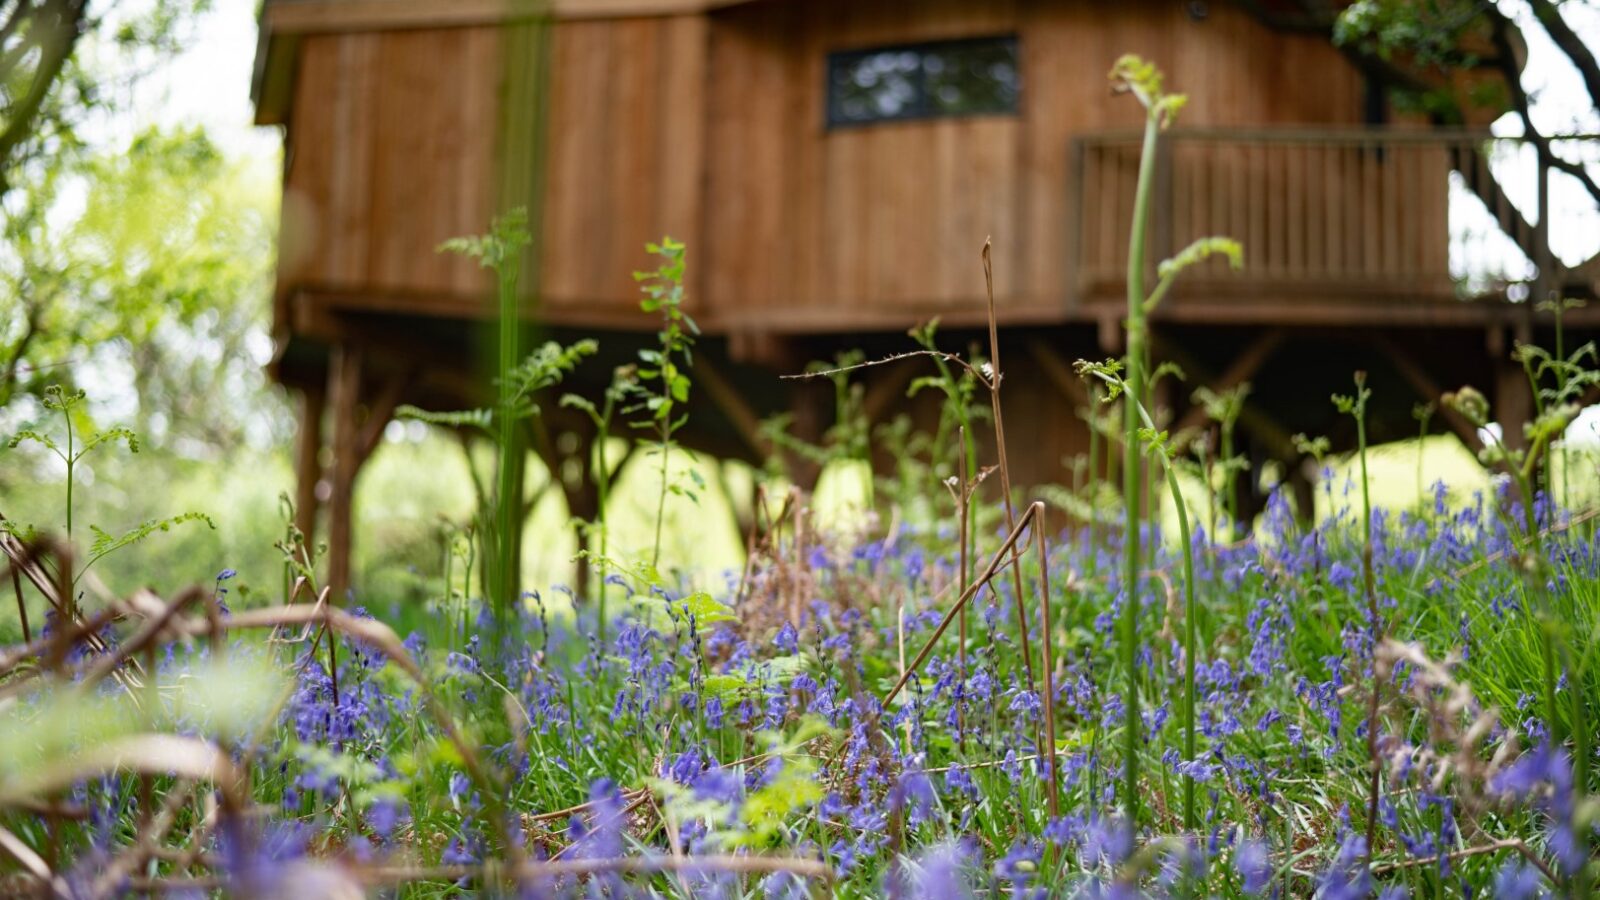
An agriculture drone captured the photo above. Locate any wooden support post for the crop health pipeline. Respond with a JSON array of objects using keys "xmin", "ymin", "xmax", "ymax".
[
  {"xmin": 786, "ymin": 378, "xmax": 828, "ymax": 492},
  {"xmin": 1495, "ymin": 357, "xmax": 1532, "ymax": 451},
  {"xmin": 294, "ymin": 384, "xmax": 326, "ymax": 548},
  {"xmin": 860, "ymin": 360, "xmax": 920, "ymax": 426},
  {"xmin": 327, "ymin": 346, "xmax": 364, "ymax": 604},
  {"xmin": 356, "ymin": 368, "xmax": 415, "ymax": 466}
]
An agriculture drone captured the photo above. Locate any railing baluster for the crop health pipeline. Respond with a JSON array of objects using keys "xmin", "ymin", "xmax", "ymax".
[{"xmin": 1068, "ymin": 128, "xmax": 1594, "ymax": 310}]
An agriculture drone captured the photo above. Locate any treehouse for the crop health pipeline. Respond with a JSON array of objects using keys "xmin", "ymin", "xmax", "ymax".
[{"xmin": 252, "ymin": 0, "xmax": 1598, "ymax": 597}]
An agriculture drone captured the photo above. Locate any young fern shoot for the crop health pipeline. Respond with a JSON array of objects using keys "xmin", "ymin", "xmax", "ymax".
[
  {"xmin": 413, "ymin": 210, "xmax": 597, "ymax": 630},
  {"xmin": 1107, "ymin": 53, "xmax": 1241, "ymax": 825},
  {"xmin": 6, "ymin": 386, "xmax": 214, "ymax": 600}
]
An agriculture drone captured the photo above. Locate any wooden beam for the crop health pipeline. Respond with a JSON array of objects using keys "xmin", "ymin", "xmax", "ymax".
[
  {"xmin": 1494, "ymin": 358, "xmax": 1532, "ymax": 451},
  {"xmin": 295, "ymin": 287, "xmax": 1078, "ymax": 339},
  {"xmin": 326, "ymin": 345, "xmax": 364, "ymax": 604},
  {"xmin": 356, "ymin": 366, "xmax": 417, "ymax": 465},
  {"xmin": 1372, "ymin": 335, "xmax": 1486, "ymax": 456},
  {"xmin": 1152, "ymin": 334, "xmax": 1299, "ymax": 463},
  {"xmin": 1171, "ymin": 328, "xmax": 1285, "ymax": 435},
  {"xmin": 1026, "ymin": 339, "xmax": 1090, "ymax": 409},
  {"xmin": 860, "ymin": 359, "xmax": 920, "ymax": 426},
  {"xmin": 692, "ymin": 354, "xmax": 768, "ymax": 461}
]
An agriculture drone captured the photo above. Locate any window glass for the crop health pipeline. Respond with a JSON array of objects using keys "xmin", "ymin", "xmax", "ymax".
[{"xmin": 827, "ymin": 36, "xmax": 1019, "ymax": 127}]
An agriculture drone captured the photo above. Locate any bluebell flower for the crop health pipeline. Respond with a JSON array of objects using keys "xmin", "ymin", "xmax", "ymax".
[
  {"xmin": 905, "ymin": 841, "xmax": 975, "ymax": 900},
  {"xmin": 774, "ymin": 621, "xmax": 799, "ymax": 655},
  {"xmin": 1236, "ymin": 838, "xmax": 1271, "ymax": 894}
]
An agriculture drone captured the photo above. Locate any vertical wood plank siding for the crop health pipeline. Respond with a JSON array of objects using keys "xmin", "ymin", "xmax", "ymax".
[
  {"xmin": 701, "ymin": 0, "xmax": 1369, "ymax": 328},
  {"xmin": 278, "ymin": 0, "xmax": 1376, "ymax": 334}
]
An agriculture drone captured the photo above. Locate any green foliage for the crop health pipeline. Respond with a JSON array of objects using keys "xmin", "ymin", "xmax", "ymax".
[
  {"xmin": 624, "ymin": 237, "xmax": 698, "ymax": 569},
  {"xmin": 1146, "ymin": 237, "xmax": 1244, "ymax": 312},
  {"xmin": 1, "ymin": 125, "xmax": 281, "ymax": 449},
  {"xmin": 906, "ymin": 319, "xmax": 989, "ymax": 489},
  {"xmin": 437, "ymin": 207, "xmax": 531, "ymax": 271},
  {"xmin": 0, "ymin": 653, "xmax": 283, "ymax": 796},
  {"xmin": 84, "ymin": 512, "xmax": 214, "ymax": 576},
  {"xmin": 429, "ymin": 209, "xmax": 596, "ymax": 620},
  {"xmin": 1108, "ymin": 54, "xmax": 1188, "ymax": 128},
  {"xmin": 5, "ymin": 385, "xmax": 212, "ymax": 590},
  {"xmin": 629, "ymin": 236, "xmax": 697, "ymax": 426},
  {"xmin": 393, "ymin": 406, "xmax": 495, "ymax": 432}
]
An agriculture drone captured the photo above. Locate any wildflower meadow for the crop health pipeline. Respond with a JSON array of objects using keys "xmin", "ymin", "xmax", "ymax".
[{"xmin": 3, "ymin": 47, "xmax": 1600, "ymax": 900}]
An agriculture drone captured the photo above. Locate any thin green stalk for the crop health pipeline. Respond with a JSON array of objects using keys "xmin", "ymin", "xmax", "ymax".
[
  {"xmin": 1357, "ymin": 388, "xmax": 1380, "ymax": 861},
  {"xmin": 1333, "ymin": 373, "xmax": 1382, "ymax": 861},
  {"xmin": 494, "ymin": 261, "xmax": 521, "ymax": 622},
  {"xmin": 1108, "ymin": 378, "xmax": 1199, "ymax": 830},
  {"xmin": 1221, "ymin": 420, "xmax": 1236, "ymax": 542},
  {"xmin": 1119, "ymin": 102, "xmax": 1160, "ymax": 827},
  {"xmin": 64, "ymin": 405, "xmax": 73, "ymax": 542},
  {"xmin": 594, "ymin": 403, "xmax": 613, "ymax": 645},
  {"xmin": 1555, "ymin": 308, "xmax": 1569, "ymax": 511},
  {"xmin": 651, "ymin": 426, "xmax": 669, "ymax": 570}
]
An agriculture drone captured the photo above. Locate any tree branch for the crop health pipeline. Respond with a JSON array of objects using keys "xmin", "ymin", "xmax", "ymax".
[
  {"xmin": 1527, "ymin": 0, "xmax": 1600, "ymax": 111},
  {"xmin": 0, "ymin": 0, "xmax": 87, "ymax": 195},
  {"xmin": 1486, "ymin": 5, "xmax": 1600, "ymax": 210}
]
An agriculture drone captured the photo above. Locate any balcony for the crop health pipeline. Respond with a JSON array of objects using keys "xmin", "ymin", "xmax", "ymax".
[{"xmin": 1070, "ymin": 128, "xmax": 1599, "ymax": 326}]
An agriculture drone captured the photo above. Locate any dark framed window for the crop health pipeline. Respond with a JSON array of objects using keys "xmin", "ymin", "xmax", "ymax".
[{"xmin": 826, "ymin": 35, "xmax": 1020, "ymax": 128}]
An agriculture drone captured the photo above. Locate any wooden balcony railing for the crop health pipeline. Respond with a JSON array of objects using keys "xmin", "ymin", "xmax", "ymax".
[{"xmin": 1070, "ymin": 128, "xmax": 1597, "ymax": 314}]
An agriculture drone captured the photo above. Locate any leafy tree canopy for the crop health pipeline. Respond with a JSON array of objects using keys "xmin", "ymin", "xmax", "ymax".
[{"xmin": 0, "ymin": 1, "xmax": 284, "ymax": 458}]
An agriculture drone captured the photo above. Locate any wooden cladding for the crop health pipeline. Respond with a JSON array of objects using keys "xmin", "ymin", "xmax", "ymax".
[
  {"xmin": 699, "ymin": 0, "xmax": 1370, "ymax": 331},
  {"xmin": 276, "ymin": 0, "xmax": 1421, "ymax": 340},
  {"xmin": 278, "ymin": 17, "xmax": 706, "ymax": 332}
]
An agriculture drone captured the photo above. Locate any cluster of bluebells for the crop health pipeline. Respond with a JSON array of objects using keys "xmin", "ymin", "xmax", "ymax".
[{"xmin": 7, "ymin": 477, "xmax": 1599, "ymax": 898}]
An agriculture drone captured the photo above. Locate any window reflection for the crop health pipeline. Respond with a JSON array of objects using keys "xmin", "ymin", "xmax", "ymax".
[{"xmin": 827, "ymin": 36, "xmax": 1019, "ymax": 127}]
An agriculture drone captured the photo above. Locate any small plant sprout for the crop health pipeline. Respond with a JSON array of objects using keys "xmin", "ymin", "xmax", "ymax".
[
  {"xmin": 1332, "ymin": 371, "xmax": 1384, "ymax": 858},
  {"xmin": 562, "ymin": 367, "xmax": 632, "ymax": 644},
  {"xmin": 1108, "ymin": 53, "xmax": 1241, "ymax": 826},
  {"xmin": 1412, "ymin": 400, "xmax": 1436, "ymax": 508},
  {"xmin": 6, "ymin": 385, "xmax": 213, "ymax": 598},
  {"xmin": 626, "ymin": 236, "xmax": 699, "ymax": 571},
  {"xmin": 1192, "ymin": 382, "xmax": 1251, "ymax": 542}
]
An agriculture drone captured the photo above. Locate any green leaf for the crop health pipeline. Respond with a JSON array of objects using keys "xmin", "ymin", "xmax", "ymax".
[
  {"xmin": 1157, "ymin": 237, "xmax": 1243, "ymax": 282},
  {"xmin": 85, "ymin": 512, "xmax": 215, "ymax": 568},
  {"xmin": 81, "ymin": 426, "xmax": 140, "ymax": 456},
  {"xmin": 678, "ymin": 591, "xmax": 736, "ymax": 625},
  {"xmin": 7, "ymin": 429, "xmax": 58, "ymax": 453},
  {"xmin": 395, "ymin": 405, "xmax": 494, "ymax": 431},
  {"xmin": 437, "ymin": 207, "xmax": 530, "ymax": 271}
]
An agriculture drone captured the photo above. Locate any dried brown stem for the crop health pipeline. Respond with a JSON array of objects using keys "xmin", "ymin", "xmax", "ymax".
[
  {"xmin": 1032, "ymin": 501, "xmax": 1059, "ymax": 817},
  {"xmin": 982, "ymin": 240, "xmax": 1036, "ymax": 691}
]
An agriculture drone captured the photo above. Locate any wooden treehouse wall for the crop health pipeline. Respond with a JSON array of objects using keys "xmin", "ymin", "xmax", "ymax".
[
  {"xmin": 276, "ymin": 0, "xmax": 1384, "ymax": 343},
  {"xmin": 701, "ymin": 0, "xmax": 1375, "ymax": 330},
  {"xmin": 277, "ymin": 17, "xmax": 709, "ymax": 337}
]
